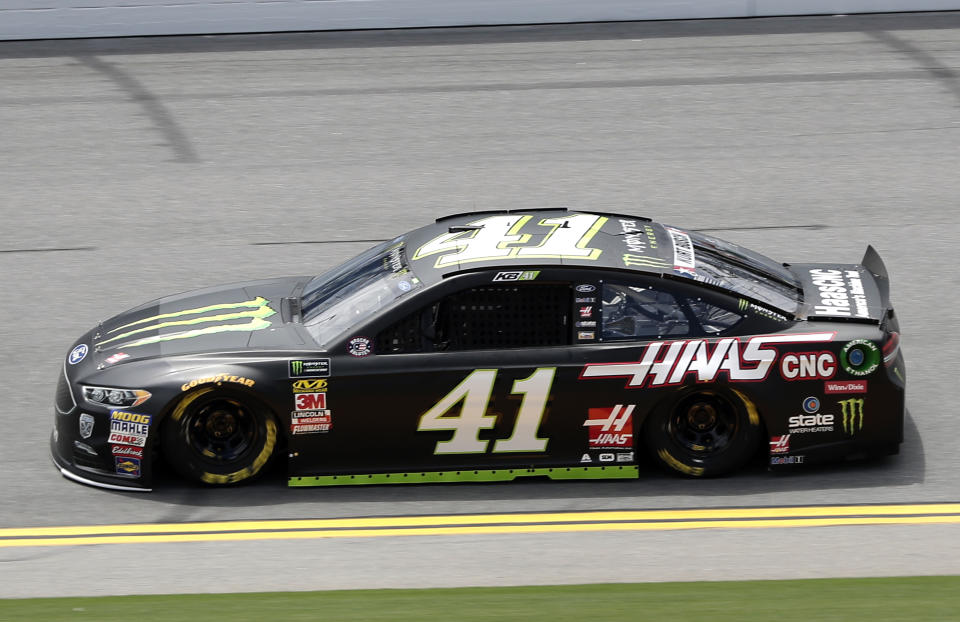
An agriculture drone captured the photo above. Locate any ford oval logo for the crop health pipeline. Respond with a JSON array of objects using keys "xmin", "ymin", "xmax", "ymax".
[
  {"xmin": 68, "ymin": 344, "xmax": 88, "ymax": 365},
  {"xmin": 575, "ymin": 284, "xmax": 596, "ymax": 293}
]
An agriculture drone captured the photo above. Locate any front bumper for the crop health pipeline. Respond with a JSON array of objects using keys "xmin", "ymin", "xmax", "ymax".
[{"xmin": 51, "ymin": 366, "xmax": 152, "ymax": 492}]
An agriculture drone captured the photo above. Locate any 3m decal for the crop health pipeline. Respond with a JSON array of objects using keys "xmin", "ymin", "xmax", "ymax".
[
  {"xmin": 180, "ymin": 374, "xmax": 255, "ymax": 392},
  {"xmin": 769, "ymin": 435, "xmax": 790, "ymax": 454},
  {"xmin": 824, "ymin": 380, "xmax": 867, "ymax": 394},
  {"xmin": 584, "ymin": 404, "xmax": 634, "ymax": 448},
  {"xmin": 289, "ymin": 359, "xmax": 331, "ymax": 378},
  {"xmin": 417, "ymin": 368, "xmax": 555, "ymax": 454},
  {"xmin": 809, "ymin": 269, "xmax": 870, "ymax": 318},
  {"xmin": 412, "ymin": 214, "xmax": 607, "ymax": 269},
  {"xmin": 68, "ymin": 344, "xmax": 88, "ymax": 365},
  {"xmin": 839, "ymin": 398, "xmax": 865, "ymax": 436},
  {"xmin": 840, "ymin": 340, "xmax": 880, "ymax": 376},
  {"xmin": 295, "ymin": 392, "xmax": 327, "ymax": 411},
  {"xmin": 581, "ymin": 332, "xmax": 836, "ymax": 388},
  {"xmin": 292, "ymin": 379, "xmax": 328, "ymax": 393},
  {"xmin": 492, "ymin": 270, "xmax": 540, "ymax": 282},
  {"xmin": 98, "ymin": 297, "xmax": 276, "ymax": 349}
]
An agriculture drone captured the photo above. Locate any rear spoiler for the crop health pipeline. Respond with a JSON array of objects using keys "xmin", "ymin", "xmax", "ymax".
[{"xmin": 861, "ymin": 245, "xmax": 890, "ymax": 309}]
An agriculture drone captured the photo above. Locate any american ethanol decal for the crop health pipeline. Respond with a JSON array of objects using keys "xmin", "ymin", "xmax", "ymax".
[{"xmin": 99, "ymin": 297, "xmax": 277, "ymax": 349}]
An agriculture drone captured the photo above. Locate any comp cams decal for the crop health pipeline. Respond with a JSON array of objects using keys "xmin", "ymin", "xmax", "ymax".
[
  {"xmin": 98, "ymin": 297, "xmax": 277, "ymax": 349},
  {"xmin": 412, "ymin": 214, "xmax": 607, "ymax": 269},
  {"xmin": 580, "ymin": 332, "xmax": 837, "ymax": 388}
]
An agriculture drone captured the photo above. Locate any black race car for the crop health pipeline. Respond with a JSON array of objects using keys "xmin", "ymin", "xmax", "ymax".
[{"xmin": 52, "ymin": 209, "xmax": 905, "ymax": 491}]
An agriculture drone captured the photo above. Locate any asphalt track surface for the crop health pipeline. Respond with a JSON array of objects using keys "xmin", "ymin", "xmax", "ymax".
[{"xmin": 1, "ymin": 12, "xmax": 959, "ymax": 598}]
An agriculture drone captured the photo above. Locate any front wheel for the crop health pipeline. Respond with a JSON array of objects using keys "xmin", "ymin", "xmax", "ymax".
[
  {"xmin": 644, "ymin": 388, "xmax": 761, "ymax": 477},
  {"xmin": 162, "ymin": 387, "xmax": 278, "ymax": 485}
]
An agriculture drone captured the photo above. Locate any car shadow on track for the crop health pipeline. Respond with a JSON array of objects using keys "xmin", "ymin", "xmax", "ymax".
[{"xmin": 132, "ymin": 408, "xmax": 924, "ymax": 513}]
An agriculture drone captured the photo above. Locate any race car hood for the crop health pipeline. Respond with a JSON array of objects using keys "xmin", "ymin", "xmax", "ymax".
[
  {"xmin": 790, "ymin": 263, "xmax": 885, "ymax": 322},
  {"xmin": 90, "ymin": 277, "xmax": 311, "ymax": 363}
]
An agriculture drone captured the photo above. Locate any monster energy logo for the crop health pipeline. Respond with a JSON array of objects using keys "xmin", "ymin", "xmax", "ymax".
[
  {"xmin": 738, "ymin": 299, "xmax": 749, "ymax": 311},
  {"xmin": 98, "ymin": 297, "xmax": 276, "ymax": 349},
  {"xmin": 839, "ymin": 398, "xmax": 865, "ymax": 435},
  {"xmin": 292, "ymin": 360, "xmax": 304, "ymax": 375}
]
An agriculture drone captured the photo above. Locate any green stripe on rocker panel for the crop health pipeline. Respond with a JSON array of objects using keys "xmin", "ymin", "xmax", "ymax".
[{"xmin": 288, "ymin": 466, "xmax": 639, "ymax": 486}]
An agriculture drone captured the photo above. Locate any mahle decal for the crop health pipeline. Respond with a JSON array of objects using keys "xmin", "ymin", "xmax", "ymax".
[
  {"xmin": 98, "ymin": 297, "xmax": 276, "ymax": 349},
  {"xmin": 839, "ymin": 398, "xmax": 865, "ymax": 436}
]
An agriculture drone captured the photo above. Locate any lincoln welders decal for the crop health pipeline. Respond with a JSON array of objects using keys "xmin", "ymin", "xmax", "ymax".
[{"xmin": 98, "ymin": 297, "xmax": 276, "ymax": 349}]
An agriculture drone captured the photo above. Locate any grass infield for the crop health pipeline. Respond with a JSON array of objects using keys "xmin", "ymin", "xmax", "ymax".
[{"xmin": 2, "ymin": 577, "xmax": 958, "ymax": 621}]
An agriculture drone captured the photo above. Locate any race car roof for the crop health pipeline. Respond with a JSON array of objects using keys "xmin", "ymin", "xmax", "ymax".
[{"xmin": 402, "ymin": 209, "xmax": 689, "ymax": 285}]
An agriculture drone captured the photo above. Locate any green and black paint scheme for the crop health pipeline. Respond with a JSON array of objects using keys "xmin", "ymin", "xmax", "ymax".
[{"xmin": 52, "ymin": 209, "xmax": 905, "ymax": 491}]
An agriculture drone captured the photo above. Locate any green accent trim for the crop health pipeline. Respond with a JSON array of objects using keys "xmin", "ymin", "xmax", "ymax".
[{"xmin": 288, "ymin": 466, "xmax": 639, "ymax": 487}]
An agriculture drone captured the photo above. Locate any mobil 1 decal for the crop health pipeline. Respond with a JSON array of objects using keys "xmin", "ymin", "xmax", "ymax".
[{"xmin": 580, "ymin": 332, "xmax": 837, "ymax": 387}]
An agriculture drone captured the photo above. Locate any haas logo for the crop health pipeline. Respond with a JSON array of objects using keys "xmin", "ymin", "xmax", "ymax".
[{"xmin": 584, "ymin": 404, "xmax": 634, "ymax": 448}]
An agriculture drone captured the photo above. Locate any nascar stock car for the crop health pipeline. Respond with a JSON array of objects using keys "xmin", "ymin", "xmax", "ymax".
[{"xmin": 52, "ymin": 209, "xmax": 905, "ymax": 491}]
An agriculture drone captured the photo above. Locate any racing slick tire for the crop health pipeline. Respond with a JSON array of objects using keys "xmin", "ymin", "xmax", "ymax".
[
  {"xmin": 162, "ymin": 387, "xmax": 278, "ymax": 485},
  {"xmin": 644, "ymin": 388, "xmax": 761, "ymax": 477}
]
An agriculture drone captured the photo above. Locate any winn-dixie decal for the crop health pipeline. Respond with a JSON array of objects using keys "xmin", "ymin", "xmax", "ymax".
[
  {"xmin": 412, "ymin": 214, "xmax": 607, "ymax": 269},
  {"xmin": 98, "ymin": 297, "xmax": 276, "ymax": 349},
  {"xmin": 580, "ymin": 332, "xmax": 837, "ymax": 387},
  {"xmin": 809, "ymin": 269, "xmax": 869, "ymax": 318}
]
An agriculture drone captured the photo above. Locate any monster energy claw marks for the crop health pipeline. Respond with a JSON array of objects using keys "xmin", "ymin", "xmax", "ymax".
[
  {"xmin": 99, "ymin": 297, "xmax": 277, "ymax": 349},
  {"xmin": 839, "ymin": 398, "xmax": 865, "ymax": 436}
]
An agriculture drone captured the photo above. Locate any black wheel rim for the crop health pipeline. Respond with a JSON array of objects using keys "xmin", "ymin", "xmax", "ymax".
[
  {"xmin": 183, "ymin": 397, "xmax": 259, "ymax": 464},
  {"xmin": 667, "ymin": 393, "xmax": 738, "ymax": 457}
]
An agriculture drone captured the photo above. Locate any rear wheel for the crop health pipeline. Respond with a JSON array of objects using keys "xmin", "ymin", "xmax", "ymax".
[
  {"xmin": 644, "ymin": 388, "xmax": 761, "ymax": 477},
  {"xmin": 162, "ymin": 387, "xmax": 277, "ymax": 485}
]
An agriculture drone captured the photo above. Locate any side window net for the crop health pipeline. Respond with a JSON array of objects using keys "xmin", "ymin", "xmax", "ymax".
[
  {"xmin": 376, "ymin": 283, "xmax": 571, "ymax": 353},
  {"xmin": 602, "ymin": 284, "xmax": 689, "ymax": 340}
]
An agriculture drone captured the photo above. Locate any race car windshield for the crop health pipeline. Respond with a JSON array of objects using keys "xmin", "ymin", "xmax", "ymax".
[
  {"xmin": 301, "ymin": 238, "xmax": 422, "ymax": 347},
  {"xmin": 676, "ymin": 230, "xmax": 801, "ymax": 314}
]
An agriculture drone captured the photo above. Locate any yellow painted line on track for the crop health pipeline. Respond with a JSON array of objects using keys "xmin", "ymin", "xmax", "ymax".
[{"xmin": 1, "ymin": 504, "xmax": 958, "ymax": 548}]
